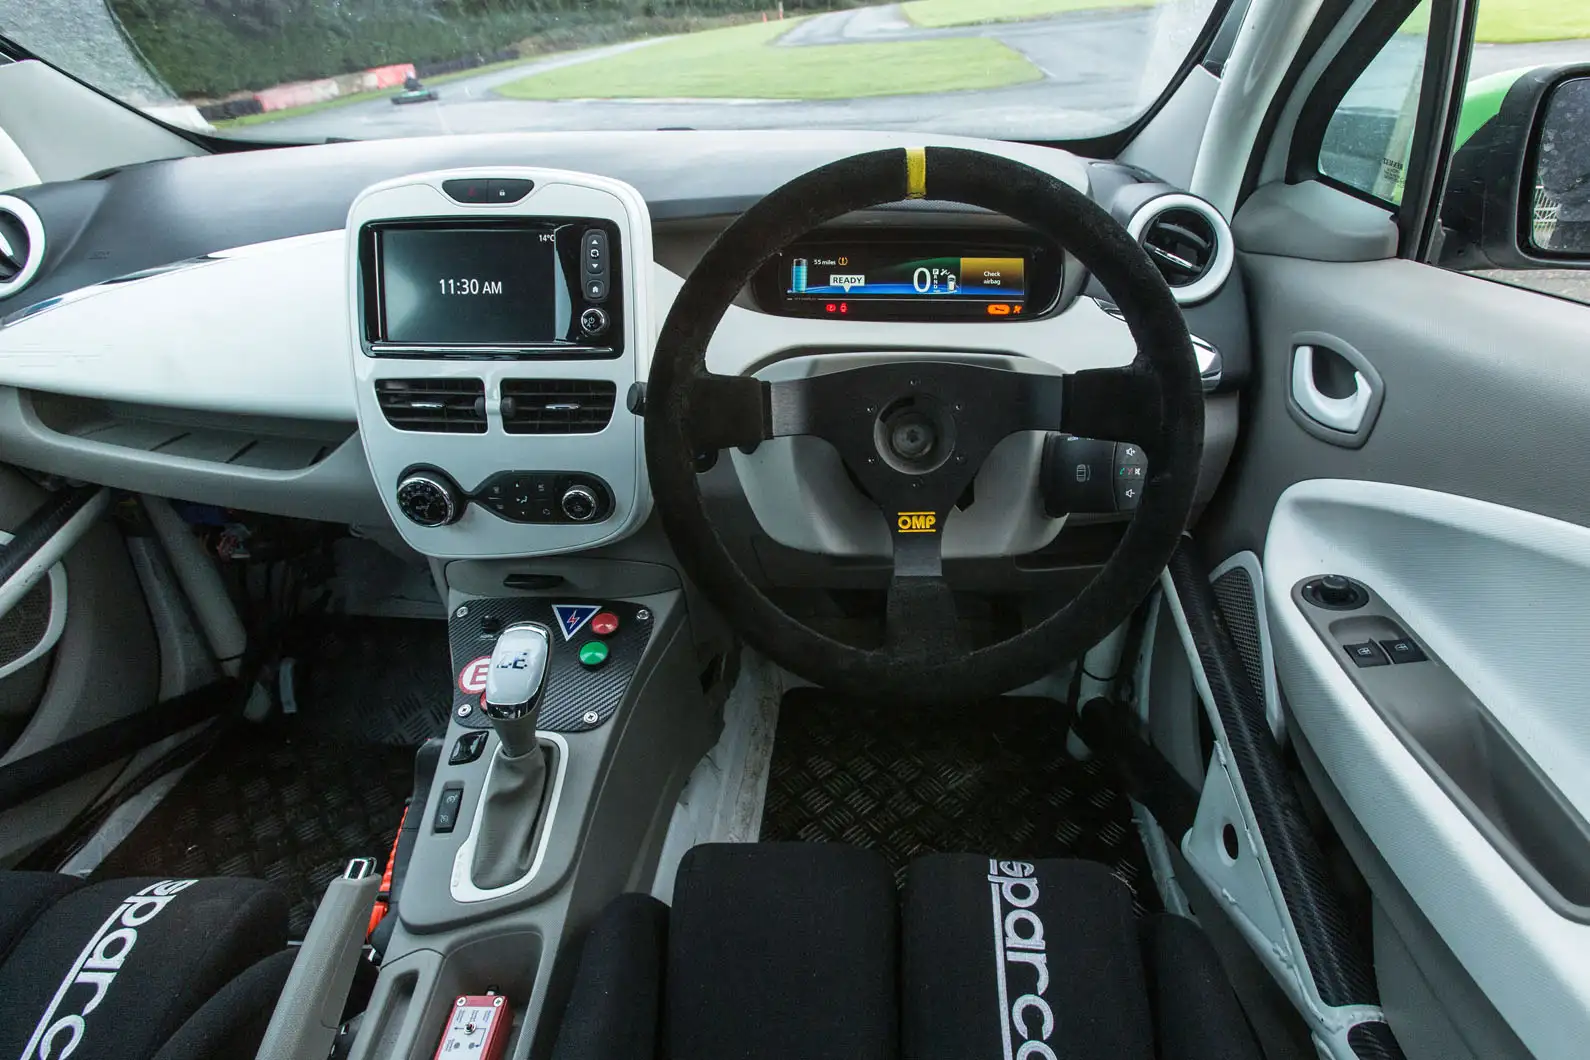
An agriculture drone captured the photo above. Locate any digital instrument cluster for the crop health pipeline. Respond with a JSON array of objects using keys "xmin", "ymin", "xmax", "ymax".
[{"xmin": 754, "ymin": 235, "xmax": 1062, "ymax": 321}]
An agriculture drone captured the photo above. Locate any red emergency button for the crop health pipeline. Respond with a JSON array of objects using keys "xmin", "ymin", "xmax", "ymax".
[{"xmin": 591, "ymin": 611, "xmax": 619, "ymax": 636}]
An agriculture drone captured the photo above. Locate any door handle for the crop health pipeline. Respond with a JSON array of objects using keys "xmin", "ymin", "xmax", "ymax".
[{"xmin": 1291, "ymin": 344, "xmax": 1373, "ymax": 433}]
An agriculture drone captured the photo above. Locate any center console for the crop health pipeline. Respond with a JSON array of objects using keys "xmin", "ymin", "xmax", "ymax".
[
  {"xmin": 348, "ymin": 168, "xmax": 654, "ymax": 560},
  {"xmin": 337, "ymin": 170, "xmax": 718, "ymax": 1060}
]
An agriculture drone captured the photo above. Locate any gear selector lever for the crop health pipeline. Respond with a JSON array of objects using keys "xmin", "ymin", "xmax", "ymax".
[
  {"xmin": 481, "ymin": 622, "xmax": 551, "ymax": 758},
  {"xmin": 471, "ymin": 622, "xmax": 554, "ymax": 890}
]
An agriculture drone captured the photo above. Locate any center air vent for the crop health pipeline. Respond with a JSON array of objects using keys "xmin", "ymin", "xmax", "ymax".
[
  {"xmin": 375, "ymin": 378, "xmax": 486, "ymax": 433},
  {"xmin": 0, "ymin": 195, "xmax": 46, "ymax": 299},
  {"xmin": 1126, "ymin": 193, "xmax": 1233, "ymax": 306},
  {"xmin": 501, "ymin": 380, "xmax": 617, "ymax": 434}
]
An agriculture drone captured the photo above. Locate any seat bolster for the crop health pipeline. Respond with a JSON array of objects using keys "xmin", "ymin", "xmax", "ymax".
[
  {"xmin": 151, "ymin": 948, "xmax": 298, "ymax": 1060},
  {"xmin": 668, "ymin": 842, "xmax": 899, "ymax": 1060},
  {"xmin": 549, "ymin": 893, "xmax": 669, "ymax": 1060},
  {"xmin": 1141, "ymin": 914, "xmax": 1263, "ymax": 1060},
  {"xmin": 0, "ymin": 871, "xmax": 86, "ymax": 963}
]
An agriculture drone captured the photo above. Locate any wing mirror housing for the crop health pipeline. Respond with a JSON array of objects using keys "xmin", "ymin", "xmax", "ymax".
[{"xmin": 1441, "ymin": 63, "xmax": 1590, "ymax": 270}]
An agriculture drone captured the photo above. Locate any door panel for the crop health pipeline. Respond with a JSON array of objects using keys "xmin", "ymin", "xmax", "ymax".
[
  {"xmin": 1211, "ymin": 251, "xmax": 1590, "ymax": 557},
  {"xmin": 1211, "ymin": 181, "xmax": 1590, "ymax": 1060},
  {"xmin": 1263, "ymin": 478, "xmax": 1590, "ymax": 1060}
]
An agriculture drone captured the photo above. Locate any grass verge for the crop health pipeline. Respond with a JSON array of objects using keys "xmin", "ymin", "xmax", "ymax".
[
  {"xmin": 1404, "ymin": 0, "xmax": 1590, "ymax": 43},
  {"xmin": 494, "ymin": 18, "xmax": 1042, "ymax": 100},
  {"xmin": 901, "ymin": 0, "xmax": 1154, "ymax": 30}
]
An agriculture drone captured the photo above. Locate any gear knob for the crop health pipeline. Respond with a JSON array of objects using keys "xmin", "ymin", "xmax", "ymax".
[{"xmin": 482, "ymin": 622, "xmax": 551, "ymax": 759}]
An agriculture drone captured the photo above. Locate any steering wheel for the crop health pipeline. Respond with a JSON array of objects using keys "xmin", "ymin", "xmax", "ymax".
[{"xmin": 646, "ymin": 147, "xmax": 1203, "ymax": 703}]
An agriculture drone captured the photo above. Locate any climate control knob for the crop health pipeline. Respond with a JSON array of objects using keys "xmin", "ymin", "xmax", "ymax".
[
  {"xmin": 396, "ymin": 471, "xmax": 461, "ymax": 527},
  {"xmin": 560, "ymin": 484, "xmax": 599, "ymax": 522}
]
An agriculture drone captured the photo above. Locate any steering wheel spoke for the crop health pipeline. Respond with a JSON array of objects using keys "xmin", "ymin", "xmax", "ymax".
[
  {"xmin": 885, "ymin": 572, "xmax": 963, "ymax": 656},
  {"xmin": 682, "ymin": 370, "xmax": 772, "ymax": 452},
  {"xmin": 1060, "ymin": 361, "xmax": 1165, "ymax": 451}
]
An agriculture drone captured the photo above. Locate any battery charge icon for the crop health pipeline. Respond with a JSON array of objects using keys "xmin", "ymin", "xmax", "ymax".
[{"xmin": 791, "ymin": 258, "xmax": 808, "ymax": 294}]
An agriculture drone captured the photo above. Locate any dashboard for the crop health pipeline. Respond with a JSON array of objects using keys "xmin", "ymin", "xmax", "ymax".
[{"xmin": 0, "ymin": 130, "xmax": 1247, "ymax": 571}]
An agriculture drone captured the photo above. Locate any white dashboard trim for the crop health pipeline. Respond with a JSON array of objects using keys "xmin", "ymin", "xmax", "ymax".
[{"xmin": 0, "ymin": 231, "xmax": 356, "ymax": 420}]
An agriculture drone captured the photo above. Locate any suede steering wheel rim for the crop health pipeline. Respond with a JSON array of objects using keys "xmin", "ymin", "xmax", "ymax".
[{"xmin": 646, "ymin": 146, "xmax": 1203, "ymax": 704}]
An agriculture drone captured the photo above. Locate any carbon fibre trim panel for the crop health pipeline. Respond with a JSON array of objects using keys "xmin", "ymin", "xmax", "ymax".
[
  {"xmin": 1169, "ymin": 541, "xmax": 1376, "ymax": 1008},
  {"xmin": 1348, "ymin": 1020, "xmax": 1409, "ymax": 1060},
  {"xmin": 1211, "ymin": 565, "xmax": 1264, "ymax": 704},
  {"xmin": 447, "ymin": 598, "xmax": 652, "ymax": 733}
]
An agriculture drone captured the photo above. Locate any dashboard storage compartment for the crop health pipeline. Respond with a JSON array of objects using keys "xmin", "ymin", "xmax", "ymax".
[{"xmin": 28, "ymin": 391, "xmax": 354, "ymax": 472}]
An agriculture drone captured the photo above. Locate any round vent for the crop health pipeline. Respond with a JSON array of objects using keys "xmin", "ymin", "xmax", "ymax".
[
  {"xmin": 0, "ymin": 194, "xmax": 46, "ymax": 300},
  {"xmin": 1125, "ymin": 193, "xmax": 1233, "ymax": 306}
]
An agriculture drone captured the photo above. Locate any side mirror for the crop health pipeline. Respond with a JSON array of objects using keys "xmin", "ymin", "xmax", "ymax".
[{"xmin": 1440, "ymin": 63, "xmax": 1590, "ymax": 270}]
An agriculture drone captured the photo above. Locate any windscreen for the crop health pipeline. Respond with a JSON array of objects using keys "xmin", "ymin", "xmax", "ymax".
[{"xmin": 2, "ymin": 0, "xmax": 1225, "ymax": 144}]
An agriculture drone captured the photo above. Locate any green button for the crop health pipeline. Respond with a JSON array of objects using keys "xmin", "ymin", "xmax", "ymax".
[{"xmin": 578, "ymin": 641, "xmax": 609, "ymax": 668}]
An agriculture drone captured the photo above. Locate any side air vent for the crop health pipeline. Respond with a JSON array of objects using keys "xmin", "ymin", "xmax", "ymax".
[
  {"xmin": 501, "ymin": 379, "xmax": 617, "ymax": 435},
  {"xmin": 375, "ymin": 378, "xmax": 487, "ymax": 433},
  {"xmin": 0, "ymin": 195, "xmax": 46, "ymax": 300},
  {"xmin": 1126, "ymin": 193, "xmax": 1233, "ymax": 306}
]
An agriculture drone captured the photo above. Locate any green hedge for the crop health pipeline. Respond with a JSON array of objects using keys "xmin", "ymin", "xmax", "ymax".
[{"xmin": 110, "ymin": 0, "xmax": 853, "ymax": 97}]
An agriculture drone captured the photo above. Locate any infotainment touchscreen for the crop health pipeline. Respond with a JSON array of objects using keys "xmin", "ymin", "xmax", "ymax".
[{"xmin": 378, "ymin": 226, "xmax": 565, "ymax": 345}]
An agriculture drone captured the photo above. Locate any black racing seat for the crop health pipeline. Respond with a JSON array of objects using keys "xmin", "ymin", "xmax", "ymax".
[
  {"xmin": 551, "ymin": 844, "xmax": 1262, "ymax": 1060},
  {"xmin": 0, "ymin": 871, "xmax": 294, "ymax": 1060}
]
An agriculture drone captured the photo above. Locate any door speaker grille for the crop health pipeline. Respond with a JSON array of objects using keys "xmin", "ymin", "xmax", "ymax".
[{"xmin": 0, "ymin": 580, "xmax": 52, "ymax": 669}]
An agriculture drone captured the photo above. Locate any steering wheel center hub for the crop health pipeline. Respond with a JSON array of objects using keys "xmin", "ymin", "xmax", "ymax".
[{"xmin": 876, "ymin": 394, "xmax": 955, "ymax": 474}]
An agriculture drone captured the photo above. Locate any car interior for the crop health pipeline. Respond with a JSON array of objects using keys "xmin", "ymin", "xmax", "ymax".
[{"xmin": 1, "ymin": 0, "xmax": 1588, "ymax": 1058}]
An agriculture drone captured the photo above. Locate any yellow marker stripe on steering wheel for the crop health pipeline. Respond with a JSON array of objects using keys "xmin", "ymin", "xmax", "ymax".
[{"xmin": 905, "ymin": 147, "xmax": 927, "ymax": 200}]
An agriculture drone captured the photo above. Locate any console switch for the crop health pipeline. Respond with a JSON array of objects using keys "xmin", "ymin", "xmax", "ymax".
[
  {"xmin": 489, "ymin": 178, "xmax": 533, "ymax": 203},
  {"xmin": 433, "ymin": 782, "xmax": 465, "ymax": 833},
  {"xmin": 449, "ymin": 731, "xmax": 489, "ymax": 765},
  {"xmin": 441, "ymin": 178, "xmax": 492, "ymax": 204},
  {"xmin": 478, "ymin": 472, "xmax": 610, "ymax": 524}
]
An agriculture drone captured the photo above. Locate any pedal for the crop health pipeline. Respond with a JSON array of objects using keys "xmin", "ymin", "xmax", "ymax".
[{"xmin": 433, "ymin": 994, "xmax": 512, "ymax": 1059}]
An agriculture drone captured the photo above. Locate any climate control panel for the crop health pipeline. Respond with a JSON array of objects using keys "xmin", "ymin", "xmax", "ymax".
[{"xmin": 395, "ymin": 467, "xmax": 613, "ymax": 528}]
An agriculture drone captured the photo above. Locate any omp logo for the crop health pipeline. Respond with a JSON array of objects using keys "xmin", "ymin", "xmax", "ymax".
[
  {"xmin": 896, "ymin": 511, "xmax": 937, "ymax": 533},
  {"xmin": 21, "ymin": 879, "xmax": 197, "ymax": 1060},
  {"xmin": 989, "ymin": 860, "xmax": 1055, "ymax": 1060}
]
